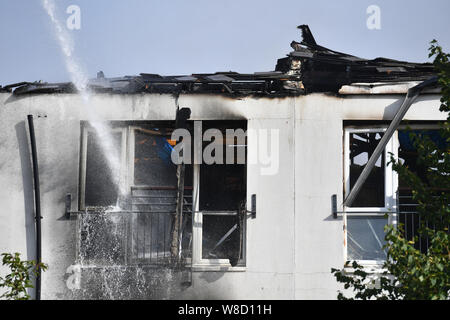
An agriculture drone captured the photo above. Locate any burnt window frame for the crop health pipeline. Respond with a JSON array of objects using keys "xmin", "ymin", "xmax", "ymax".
[
  {"xmin": 192, "ymin": 164, "xmax": 248, "ymax": 270},
  {"xmin": 192, "ymin": 165, "xmax": 247, "ymax": 270},
  {"xmin": 191, "ymin": 120, "xmax": 248, "ymax": 270},
  {"xmin": 78, "ymin": 120, "xmax": 247, "ymax": 269},
  {"xmin": 78, "ymin": 121, "xmax": 182, "ymax": 266},
  {"xmin": 79, "ymin": 121, "xmax": 180, "ymax": 210},
  {"xmin": 79, "ymin": 124, "xmax": 128, "ymax": 210}
]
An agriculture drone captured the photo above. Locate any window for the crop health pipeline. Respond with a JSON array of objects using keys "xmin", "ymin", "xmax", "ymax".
[
  {"xmin": 348, "ymin": 131, "xmax": 386, "ymax": 208},
  {"xmin": 79, "ymin": 122, "xmax": 179, "ymax": 266},
  {"xmin": 397, "ymin": 127, "xmax": 447, "ymax": 254},
  {"xmin": 192, "ymin": 121, "xmax": 247, "ymax": 269},
  {"xmin": 80, "ymin": 125, "xmax": 126, "ymax": 209},
  {"xmin": 343, "ymin": 127, "xmax": 398, "ymax": 265},
  {"xmin": 128, "ymin": 126, "xmax": 183, "ymax": 264},
  {"xmin": 78, "ymin": 121, "xmax": 247, "ymax": 269},
  {"xmin": 346, "ymin": 216, "xmax": 388, "ymax": 261},
  {"xmin": 343, "ymin": 124, "xmax": 448, "ymax": 265}
]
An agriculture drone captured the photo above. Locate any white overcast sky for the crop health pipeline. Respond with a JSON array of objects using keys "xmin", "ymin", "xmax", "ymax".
[{"xmin": 1, "ymin": 0, "xmax": 449, "ymax": 85}]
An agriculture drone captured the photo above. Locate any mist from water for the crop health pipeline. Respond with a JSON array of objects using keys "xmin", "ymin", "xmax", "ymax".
[{"xmin": 41, "ymin": 0, "xmax": 126, "ymax": 206}]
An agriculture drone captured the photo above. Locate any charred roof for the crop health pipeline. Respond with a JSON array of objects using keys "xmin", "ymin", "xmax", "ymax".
[
  {"xmin": 276, "ymin": 25, "xmax": 436, "ymax": 93},
  {"xmin": 3, "ymin": 25, "xmax": 437, "ymax": 97}
]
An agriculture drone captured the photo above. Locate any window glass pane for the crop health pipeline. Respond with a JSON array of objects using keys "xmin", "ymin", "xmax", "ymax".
[
  {"xmin": 349, "ymin": 132, "xmax": 385, "ymax": 207},
  {"xmin": 134, "ymin": 130, "xmax": 177, "ymax": 186},
  {"xmin": 202, "ymin": 215, "xmax": 242, "ymax": 264},
  {"xmin": 398, "ymin": 129, "xmax": 445, "ymax": 185},
  {"xmin": 347, "ymin": 216, "xmax": 387, "ymax": 261},
  {"xmin": 85, "ymin": 131, "xmax": 122, "ymax": 207},
  {"xmin": 200, "ymin": 164, "xmax": 246, "ymax": 211}
]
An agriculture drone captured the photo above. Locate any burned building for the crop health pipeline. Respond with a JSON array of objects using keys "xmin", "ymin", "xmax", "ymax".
[{"xmin": 0, "ymin": 25, "xmax": 446, "ymax": 300}]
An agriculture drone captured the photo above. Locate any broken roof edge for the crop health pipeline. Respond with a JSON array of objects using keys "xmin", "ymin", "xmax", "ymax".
[{"xmin": 3, "ymin": 71, "xmax": 306, "ymax": 97}]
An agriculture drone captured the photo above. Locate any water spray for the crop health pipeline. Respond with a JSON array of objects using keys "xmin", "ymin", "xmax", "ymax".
[{"xmin": 41, "ymin": 0, "xmax": 127, "ymax": 207}]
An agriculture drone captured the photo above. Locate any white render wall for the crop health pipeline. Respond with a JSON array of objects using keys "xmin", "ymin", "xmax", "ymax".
[{"xmin": 0, "ymin": 92, "xmax": 444, "ymax": 299}]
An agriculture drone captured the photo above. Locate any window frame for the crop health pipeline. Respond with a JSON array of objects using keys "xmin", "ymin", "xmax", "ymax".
[
  {"xmin": 343, "ymin": 127, "xmax": 399, "ymax": 266},
  {"xmin": 79, "ymin": 125, "xmax": 128, "ymax": 210},
  {"xmin": 191, "ymin": 164, "xmax": 247, "ymax": 271},
  {"xmin": 343, "ymin": 124, "xmax": 443, "ymax": 268},
  {"xmin": 79, "ymin": 121, "xmax": 247, "ymax": 270}
]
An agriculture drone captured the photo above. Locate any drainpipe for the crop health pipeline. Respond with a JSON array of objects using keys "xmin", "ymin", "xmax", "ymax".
[
  {"xmin": 27, "ymin": 115, "xmax": 42, "ymax": 300},
  {"xmin": 343, "ymin": 76, "xmax": 438, "ymax": 207}
]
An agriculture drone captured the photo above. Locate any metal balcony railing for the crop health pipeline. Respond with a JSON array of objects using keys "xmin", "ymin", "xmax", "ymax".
[
  {"xmin": 77, "ymin": 186, "xmax": 193, "ymax": 267},
  {"xmin": 397, "ymin": 189, "xmax": 449, "ymax": 254}
]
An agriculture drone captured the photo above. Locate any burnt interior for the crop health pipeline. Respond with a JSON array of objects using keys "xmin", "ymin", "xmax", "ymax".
[{"xmin": 348, "ymin": 131, "xmax": 385, "ymax": 208}]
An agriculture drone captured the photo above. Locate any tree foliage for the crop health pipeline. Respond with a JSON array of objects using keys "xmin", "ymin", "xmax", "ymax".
[
  {"xmin": 331, "ymin": 41, "xmax": 450, "ymax": 300},
  {"xmin": 0, "ymin": 252, "xmax": 48, "ymax": 300}
]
